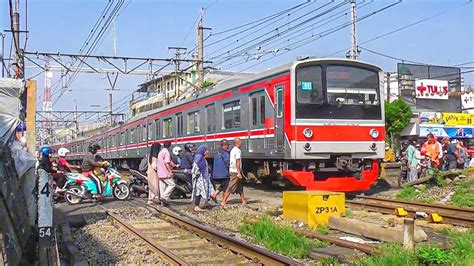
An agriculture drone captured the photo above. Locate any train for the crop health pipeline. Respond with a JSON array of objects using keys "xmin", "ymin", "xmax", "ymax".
[{"xmin": 52, "ymin": 58, "xmax": 385, "ymax": 192}]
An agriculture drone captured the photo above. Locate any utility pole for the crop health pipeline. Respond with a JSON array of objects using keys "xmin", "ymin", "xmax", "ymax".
[
  {"xmin": 168, "ymin": 46, "xmax": 187, "ymax": 101},
  {"xmin": 12, "ymin": 0, "xmax": 23, "ymax": 78},
  {"xmin": 106, "ymin": 72, "xmax": 119, "ymax": 126},
  {"xmin": 1, "ymin": 33, "xmax": 5, "ymax": 77},
  {"xmin": 348, "ymin": 0, "xmax": 358, "ymax": 60},
  {"xmin": 386, "ymin": 72, "xmax": 391, "ymax": 102},
  {"xmin": 197, "ymin": 7, "xmax": 211, "ymax": 84}
]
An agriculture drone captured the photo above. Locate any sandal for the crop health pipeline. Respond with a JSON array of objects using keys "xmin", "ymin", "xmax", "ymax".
[{"xmin": 193, "ymin": 206, "xmax": 205, "ymax": 212}]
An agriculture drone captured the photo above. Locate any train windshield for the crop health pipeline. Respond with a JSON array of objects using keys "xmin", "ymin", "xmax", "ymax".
[{"xmin": 296, "ymin": 64, "xmax": 382, "ymax": 120}]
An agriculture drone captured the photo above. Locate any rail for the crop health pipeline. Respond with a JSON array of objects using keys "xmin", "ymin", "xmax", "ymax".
[{"xmin": 346, "ymin": 196, "xmax": 474, "ymax": 227}]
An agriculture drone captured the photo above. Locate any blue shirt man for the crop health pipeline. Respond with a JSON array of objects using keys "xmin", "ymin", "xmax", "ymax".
[{"xmin": 210, "ymin": 139, "xmax": 230, "ymax": 201}]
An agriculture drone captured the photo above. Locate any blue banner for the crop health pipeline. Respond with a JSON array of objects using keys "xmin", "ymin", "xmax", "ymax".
[{"xmin": 420, "ymin": 127, "xmax": 473, "ymax": 138}]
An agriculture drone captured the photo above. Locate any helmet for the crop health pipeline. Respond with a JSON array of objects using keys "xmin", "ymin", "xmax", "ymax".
[
  {"xmin": 40, "ymin": 146, "xmax": 52, "ymax": 157},
  {"xmin": 88, "ymin": 143, "xmax": 101, "ymax": 154},
  {"xmin": 184, "ymin": 143, "xmax": 195, "ymax": 152},
  {"xmin": 58, "ymin": 148, "xmax": 70, "ymax": 157},
  {"xmin": 172, "ymin": 146, "xmax": 182, "ymax": 156}
]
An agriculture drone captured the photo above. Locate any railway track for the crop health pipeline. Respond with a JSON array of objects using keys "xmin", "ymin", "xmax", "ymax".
[
  {"xmin": 106, "ymin": 202, "xmax": 302, "ymax": 265},
  {"xmin": 346, "ymin": 195, "xmax": 474, "ymax": 227}
]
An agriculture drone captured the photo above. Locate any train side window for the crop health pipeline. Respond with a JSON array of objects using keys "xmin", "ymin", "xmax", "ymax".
[
  {"xmin": 223, "ymin": 100, "xmax": 241, "ymax": 129},
  {"xmin": 206, "ymin": 104, "xmax": 216, "ymax": 133},
  {"xmin": 187, "ymin": 111, "xmax": 200, "ymax": 134},
  {"xmin": 142, "ymin": 125, "xmax": 147, "ymax": 141},
  {"xmin": 120, "ymin": 132, "xmax": 124, "ymax": 145},
  {"xmin": 176, "ymin": 113, "xmax": 184, "ymax": 136},
  {"xmin": 163, "ymin": 118, "xmax": 173, "ymax": 138},
  {"xmin": 155, "ymin": 119, "xmax": 160, "ymax": 139},
  {"xmin": 260, "ymin": 95, "xmax": 265, "ymax": 125},
  {"xmin": 251, "ymin": 97, "xmax": 258, "ymax": 126},
  {"xmin": 135, "ymin": 127, "xmax": 140, "ymax": 143},
  {"xmin": 148, "ymin": 123, "xmax": 153, "ymax": 140},
  {"xmin": 276, "ymin": 85, "xmax": 284, "ymax": 118}
]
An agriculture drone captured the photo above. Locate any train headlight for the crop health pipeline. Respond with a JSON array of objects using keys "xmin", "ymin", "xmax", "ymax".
[
  {"xmin": 369, "ymin": 129, "xmax": 379, "ymax": 139},
  {"xmin": 304, "ymin": 143, "xmax": 311, "ymax": 151},
  {"xmin": 303, "ymin": 128, "xmax": 313, "ymax": 138}
]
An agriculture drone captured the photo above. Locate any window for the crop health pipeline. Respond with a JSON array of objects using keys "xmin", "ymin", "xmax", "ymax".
[
  {"xmin": 206, "ymin": 104, "xmax": 216, "ymax": 133},
  {"xmin": 251, "ymin": 97, "xmax": 258, "ymax": 126},
  {"xmin": 296, "ymin": 65, "xmax": 323, "ymax": 104},
  {"xmin": 130, "ymin": 128, "xmax": 135, "ymax": 144},
  {"xmin": 155, "ymin": 119, "xmax": 160, "ymax": 139},
  {"xmin": 187, "ymin": 111, "xmax": 200, "ymax": 134},
  {"xmin": 276, "ymin": 86, "xmax": 284, "ymax": 118},
  {"xmin": 120, "ymin": 132, "xmax": 124, "ymax": 145},
  {"xmin": 260, "ymin": 95, "xmax": 265, "ymax": 125},
  {"xmin": 142, "ymin": 125, "xmax": 147, "ymax": 141},
  {"xmin": 148, "ymin": 123, "xmax": 153, "ymax": 140},
  {"xmin": 223, "ymin": 100, "xmax": 241, "ymax": 129},
  {"xmin": 176, "ymin": 113, "xmax": 184, "ymax": 136},
  {"xmin": 164, "ymin": 118, "xmax": 173, "ymax": 137}
]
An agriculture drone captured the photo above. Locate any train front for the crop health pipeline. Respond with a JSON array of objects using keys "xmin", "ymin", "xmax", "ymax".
[{"xmin": 284, "ymin": 59, "xmax": 385, "ymax": 191}]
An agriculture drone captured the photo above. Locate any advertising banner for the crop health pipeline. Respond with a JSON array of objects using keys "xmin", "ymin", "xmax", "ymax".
[
  {"xmin": 419, "ymin": 112, "xmax": 473, "ymax": 126},
  {"xmin": 461, "ymin": 92, "xmax": 474, "ymax": 113},
  {"xmin": 415, "ymin": 79, "xmax": 449, "ymax": 100},
  {"xmin": 419, "ymin": 127, "xmax": 473, "ymax": 138}
]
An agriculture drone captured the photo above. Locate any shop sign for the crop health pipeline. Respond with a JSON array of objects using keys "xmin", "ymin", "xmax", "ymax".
[
  {"xmin": 461, "ymin": 92, "xmax": 474, "ymax": 112},
  {"xmin": 420, "ymin": 126, "xmax": 472, "ymax": 138},
  {"xmin": 419, "ymin": 112, "xmax": 473, "ymax": 126},
  {"xmin": 415, "ymin": 79, "xmax": 449, "ymax": 100}
]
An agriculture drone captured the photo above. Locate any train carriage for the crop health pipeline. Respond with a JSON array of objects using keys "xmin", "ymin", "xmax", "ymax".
[{"xmin": 53, "ymin": 58, "xmax": 385, "ymax": 192}]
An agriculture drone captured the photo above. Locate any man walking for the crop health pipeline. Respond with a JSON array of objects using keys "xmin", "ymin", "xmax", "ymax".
[
  {"xmin": 210, "ymin": 139, "xmax": 230, "ymax": 202},
  {"xmin": 221, "ymin": 138, "xmax": 246, "ymax": 207},
  {"xmin": 157, "ymin": 141, "xmax": 175, "ymax": 204},
  {"xmin": 442, "ymin": 137, "xmax": 459, "ymax": 170}
]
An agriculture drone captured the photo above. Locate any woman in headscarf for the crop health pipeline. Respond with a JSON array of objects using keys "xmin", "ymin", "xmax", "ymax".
[
  {"xmin": 191, "ymin": 145, "xmax": 214, "ymax": 212},
  {"xmin": 147, "ymin": 143, "xmax": 162, "ymax": 205}
]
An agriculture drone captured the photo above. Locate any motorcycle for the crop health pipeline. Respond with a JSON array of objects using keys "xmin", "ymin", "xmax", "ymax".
[
  {"xmin": 397, "ymin": 152, "xmax": 409, "ymax": 188},
  {"xmin": 418, "ymin": 155, "xmax": 437, "ymax": 179},
  {"xmin": 129, "ymin": 169, "xmax": 149, "ymax": 197},
  {"xmin": 64, "ymin": 165, "xmax": 130, "ymax": 205},
  {"xmin": 171, "ymin": 170, "xmax": 193, "ymax": 199}
]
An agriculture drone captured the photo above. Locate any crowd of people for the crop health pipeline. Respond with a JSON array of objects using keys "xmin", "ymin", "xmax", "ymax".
[
  {"xmin": 144, "ymin": 137, "xmax": 247, "ymax": 212},
  {"xmin": 399, "ymin": 133, "xmax": 471, "ymax": 182}
]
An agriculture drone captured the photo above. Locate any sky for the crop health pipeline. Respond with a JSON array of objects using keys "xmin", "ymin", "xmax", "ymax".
[{"xmin": 1, "ymin": 0, "xmax": 473, "ymax": 113}]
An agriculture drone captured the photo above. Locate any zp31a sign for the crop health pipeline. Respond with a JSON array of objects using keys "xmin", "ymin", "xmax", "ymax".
[{"xmin": 415, "ymin": 79, "xmax": 449, "ymax": 100}]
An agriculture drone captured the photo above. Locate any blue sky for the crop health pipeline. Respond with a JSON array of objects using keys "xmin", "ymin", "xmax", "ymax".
[{"xmin": 1, "ymin": 0, "xmax": 473, "ymax": 112}]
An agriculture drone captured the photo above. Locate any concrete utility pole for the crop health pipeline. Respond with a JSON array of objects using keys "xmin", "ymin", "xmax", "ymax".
[
  {"xmin": 12, "ymin": 0, "xmax": 23, "ymax": 78},
  {"xmin": 386, "ymin": 72, "xmax": 391, "ymax": 102},
  {"xmin": 348, "ymin": 0, "xmax": 358, "ymax": 60},
  {"xmin": 168, "ymin": 46, "xmax": 187, "ymax": 100},
  {"xmin": 197, "ymin": 7, "xmax": 211, "ymax": 84}
]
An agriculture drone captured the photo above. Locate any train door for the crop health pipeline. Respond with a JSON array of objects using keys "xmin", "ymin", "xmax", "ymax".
[
  {"xmin": 274, "ymin": 84, "xmax": 284, "ymax": 151},
  {"xmin": 248, "ymin": 91, "xmax": 265, "ymax": 153}
]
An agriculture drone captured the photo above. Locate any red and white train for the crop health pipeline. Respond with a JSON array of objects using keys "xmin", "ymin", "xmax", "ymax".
[{"xmin": 52, "ymin": 58, "xmax": 385, "ymax": 191}]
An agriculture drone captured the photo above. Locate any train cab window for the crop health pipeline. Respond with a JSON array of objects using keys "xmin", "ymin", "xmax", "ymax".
[
  {"xmin": 260, "ymin": 95, "xmax": 265, "ymax": 125},
  {"xmin": 296, "ymin": 65, "xmax": 323, "ymax": 104},
  {"xmin": 187, "ymin": 111, "xmax": 200, "ymax": 134},
  {"xmin": 164, "ymin": 118, "xmax": 173, "ymax": 138},
  {"xmin": 176, "ymin": 113, "xmax": 184, "ymax": 136},
  {"xmin": 206, "ymin": 104, "xmax": 216, "ymax": 133},
  {"xmin": 223, "ymin": 100, "xmax": 241, "ymax": 129},
  {"xmin": 276, "ymin": 85, "xmax": 284, "ymax": 118}
]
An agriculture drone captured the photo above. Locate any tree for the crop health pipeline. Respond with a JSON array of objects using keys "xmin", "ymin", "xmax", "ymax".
[
  {"xmin": 200, "ymin": 80, "xmax": 214, "ymax": 88},
  {"xmin": 385, "ymin": 99, "xmax": 412, "ymax": 143}
]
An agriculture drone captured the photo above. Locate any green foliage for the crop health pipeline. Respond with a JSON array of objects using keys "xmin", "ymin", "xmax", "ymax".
[
  {"xmin": 316, "ymin": 226, "xmax": 330, "ymax": 235},
  {"xmin": 344, "ymin": 209, "xmax": 353, "ymax": 217},
  {"xmin": 450, "ymin": 179, "xmax": 474, "ymax": 207},
  {"xmin": 396, "ymin": 186, "xmax": 420, "ymax": 200},
  {"xmin": 200, "ymin": 80, "xmax": 214, "ymax": 88},
  {"xmin": 357, "ymin": 243, "xmax": 417, "ymax": 266},
  {"xmin": 434, "ymin": 171, "xmax": 448, "ymax": 187},
  {"xmin": 240, "ymin": 217, "xmax": 327, "ymax": 258},
  {"xmin": 417, "ymin": 246, "xmax": 453, "ymax": 265},
  {"xmin": 442, "ymin": 229, "xmax": 474, "ymax": 265},
  {"xmin": 385, "ymin": 99, "xmax": 412, "ymax": 138}
]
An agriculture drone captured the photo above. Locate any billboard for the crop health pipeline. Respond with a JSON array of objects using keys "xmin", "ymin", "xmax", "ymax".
[
  {"xmin": 415, "ymin": 79, "xmax": 449, "ymax": 100},
  {"xmin": 419, "ymin": 127, "xmax": 472, "ymax": 138},
  {"xmin": 419, "ymin": 112, "xmax": 473, "ymax": 126},
  {"xmin": 461, "ymin": 92, "xmax": 474, "ymax": 113}
]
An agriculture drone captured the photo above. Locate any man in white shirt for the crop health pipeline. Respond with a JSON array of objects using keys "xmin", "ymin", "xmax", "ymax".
[{"xmin": 221, "ymin": 138, "xmax": 246, "ymax": 207}]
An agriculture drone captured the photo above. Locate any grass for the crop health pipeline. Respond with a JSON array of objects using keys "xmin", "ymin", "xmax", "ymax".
[
  {"xmin": 315, "ymin": 226, "xmax": 330, "ymax": 235},
  {"xmin": 395, "ymin": 186, "xmax": 421, "ymax": 200},
  {"xmin": 356, "ymin": 230, "xmax": 474, "ymax": 266},
  {"xmin": 450, "ymin": 179, "xmax": 474, "ymax": 207},
  {"xmin": 344, "ymin": 209, "xmax": 353, "ymax": 217},
  {"xmin": 240, "ymin": 217, "xmax": 328, "ymax": 258}
]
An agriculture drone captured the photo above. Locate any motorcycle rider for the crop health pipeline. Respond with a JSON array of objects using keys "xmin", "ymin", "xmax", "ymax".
[
  {"xmin": 57, "ymin": 148, "xmax": 81, "ymax": 173},
  {"xmin": 38, "ymin": 146, "xmax": 58, "ymax": 174},
  {"xmin": 81, "ymin": 143, "xmax": 107, "ymax": 197},
  {"xmin": 171, "ymin": 146, "xmax": 182, "ymax": 168},
  {"xmin": 179, "ymin": 143, "xmax": 195, "ymax": 185}
]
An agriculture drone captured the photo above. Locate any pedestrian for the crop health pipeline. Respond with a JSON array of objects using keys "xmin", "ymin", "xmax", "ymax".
[
  {"xmin": 442, "ymin": 137, "xmax": 458, "ymax": 170},
  {"xmin": 210, "ymin": 139, "xmax": 230, "ymax": 202},
  {"xmin": 191, "ymin": 145, "xmax": 214, "ymax": 212},
  {"xmin": 457, "ymin": 142, "xmax": 469, "ymax": 169},
  {"xmin": 221, "ymin": 138, "xmax": 247, "ymax": 207},
  {"xmin": 157, "ymin": 141, "xmax": 175, "ymax": 204},
  {"xmin": 421, "ymin": 133, "xmax": 442, "ymax": 168},
  {"xmin": 403, "ymin": 140, "xmax": 418, "ymax": 182},
  {"xmin": 180, "ymin": 143, "xmax": 195, "ymax": 183},
  {"xmin": 146, "ymin": 143, "xmax": 161, "ymax": 205}
]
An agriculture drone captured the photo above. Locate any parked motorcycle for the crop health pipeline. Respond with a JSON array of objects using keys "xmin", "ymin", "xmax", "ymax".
[
  {"xmin": 64, "ymin": 165, "xmax": 130, "ymax": 205},
  {"xmin": 129, "ymin": 169, "xmax": 149, "ymax": 197},
  {"xmin": 171, "ymin": 170, "xmax": 193, "ymax": 199}
]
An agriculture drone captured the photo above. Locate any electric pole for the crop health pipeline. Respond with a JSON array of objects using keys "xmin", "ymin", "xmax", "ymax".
[
  {"xmin": 12, "ymin": 0, "xmax": 23, "ymax": 78},
  {"xmin": 348, "ymin": 0, "xmax": 358, "ymax": 60},
  {"xmin": 197, "ymin": 7, "xmax": 211, "ymax": 84},
  {"xmin": 386, "ymin": 72, "xmax": 391, "ymax": 102},
  {"xmin": 168, "ymin": 46, "xmax": 187, "ymax": 101}
]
